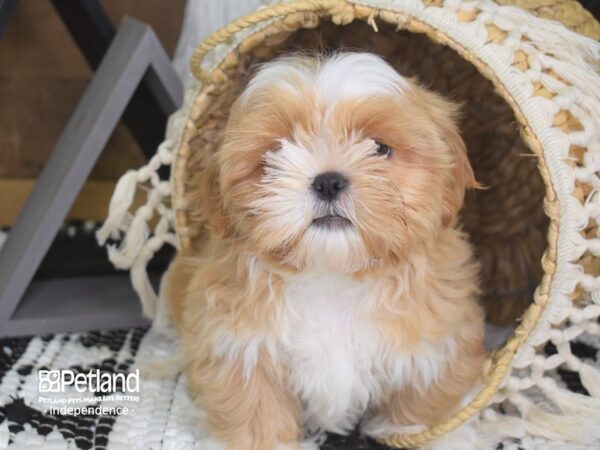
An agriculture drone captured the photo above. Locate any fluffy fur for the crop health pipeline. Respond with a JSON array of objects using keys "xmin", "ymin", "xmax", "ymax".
[{"xmin": 163, "ymin": 53, "xmax": 485, "ymax": 449}]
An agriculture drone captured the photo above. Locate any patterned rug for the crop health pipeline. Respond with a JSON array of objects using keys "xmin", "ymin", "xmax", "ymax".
[{"xmin": 0, "ymin": 327, "xmax": 597, "ymax": 449}]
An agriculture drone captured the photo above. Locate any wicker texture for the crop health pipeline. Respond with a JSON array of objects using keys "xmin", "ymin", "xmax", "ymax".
[{"xmin": 184, "ymin": 0, "xmax": 599, "ymax": 328}]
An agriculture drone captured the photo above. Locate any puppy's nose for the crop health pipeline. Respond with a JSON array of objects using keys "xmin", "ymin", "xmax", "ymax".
[{"xmin": 312, "ymin": 172, "xmax": 348, "ymax": 201}]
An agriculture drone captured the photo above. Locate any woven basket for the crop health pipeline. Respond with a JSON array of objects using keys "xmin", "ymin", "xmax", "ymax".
[
  {"xmin": 98, "ymin": 0, "xmax": 600, "ymax": 447},
  {"xmin": 180, "ymin": 0, "xmax": 600, "ymax": 330}
]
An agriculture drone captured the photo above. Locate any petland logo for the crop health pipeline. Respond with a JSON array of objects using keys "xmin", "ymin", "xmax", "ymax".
[{"xmin": 38, "ymin": 369, "xmax": 140, "ymax": 394}]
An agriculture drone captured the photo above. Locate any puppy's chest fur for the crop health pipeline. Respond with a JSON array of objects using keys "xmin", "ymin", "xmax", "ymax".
[
  {"xmin": 278, "ymin": 274, "xmax": 379, "ymax": 433},
  {"xmin": 275, "ymin": 273, "xmax": 447, "ymax": 434}
]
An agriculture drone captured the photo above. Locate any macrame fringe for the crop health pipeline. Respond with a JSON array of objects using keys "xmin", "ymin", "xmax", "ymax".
[
  {"xmin": 97, "ymin": 81, "xmax": 200, "ymax": 319},
  {"xmin": 96, "ymin": 170, "xmax": 138, "ymax": 244},
  {"xmin": 480, "ymin": 387, "xmax": 600, "ymax": 446},
  {"xmin": 579, "ymin": 362, "xmax": 600, "ymax": 397},
  {"xmin": 131, "ymin": 259, "xmax": 158, "ymax": 318},
  {"xmin": 106, "ymin": 213, "xmax": 149, "ymax": 269}
]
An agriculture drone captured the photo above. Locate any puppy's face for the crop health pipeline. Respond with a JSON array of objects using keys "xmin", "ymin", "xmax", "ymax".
[{"xmin": 208, "ymin": 54, "xmax": 476, "ymax": 272}]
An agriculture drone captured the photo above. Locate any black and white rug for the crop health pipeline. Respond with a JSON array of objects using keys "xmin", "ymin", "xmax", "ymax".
[
  {"xmin": 0, "ymin": 328, "xmax": 391, "ymax": 450},
  {"xmin": 0, "ymin": 327, "xmax": 597, "ymax": 449}
]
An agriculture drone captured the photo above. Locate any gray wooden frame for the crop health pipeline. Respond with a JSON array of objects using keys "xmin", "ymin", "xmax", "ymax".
[{"xmin": 0, "ymin": 18, "xmax": 183, "ymax": 337}]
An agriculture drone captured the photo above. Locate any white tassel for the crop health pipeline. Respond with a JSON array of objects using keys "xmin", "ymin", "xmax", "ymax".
[
  {"xmin": 131, "ymin": 259, "xmax": 158, "ymax": 319},
  {"xmin": 579, "ymin": 363, "xmax": 600, "ymax": 398},
  {"xmin": 477, "ymin": 413, "xmax": 526, "ymax": 440},
  {"xmin": 525, "ymin": 406, "xmax": 598, "ymax": 444},
  {"xmin": 106, "ymin": 213, "xmax": 149, "ymax": 269},
  {"xmin": 505, "ymin": 390, "xmax": 600, "ymax": 445},
  {"xmin": 541, "ymin": 378, "xmax": 600, "ymax": 411},
  {"xmin": 96, "ymin": 170, "xmax": 139, "ymax": 244},
  {"xmin": 530, "ymin": 380, "xmax": 600, "ymax": 444}
]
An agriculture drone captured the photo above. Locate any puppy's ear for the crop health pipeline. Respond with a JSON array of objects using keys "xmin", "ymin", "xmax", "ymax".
[
  {"xmin": 417, "ymin": 89, "xmax": 479, "ymax": 227},
  {"xmin": 204, "ymin": 155, "xmax": 233, "ymax": 238},
  {"xmin": 189, "ymin": 153, "xmax": 232, "ymax": 240}
]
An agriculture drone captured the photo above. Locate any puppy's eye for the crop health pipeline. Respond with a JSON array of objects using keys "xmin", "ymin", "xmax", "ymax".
[{"xmin": 374, "ymin": 141, "xmax": 393, "ymax": 158}]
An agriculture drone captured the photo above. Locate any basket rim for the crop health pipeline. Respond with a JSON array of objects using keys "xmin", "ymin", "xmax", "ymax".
[{"xmin": 174, "ymin": 0, "xmax": 585, "ymax": 447}]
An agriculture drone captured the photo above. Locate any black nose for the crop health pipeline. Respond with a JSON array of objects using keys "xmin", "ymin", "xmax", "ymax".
[{"xmin": 312, "ymin": 172, "xmax": 348, "ymax": 201}]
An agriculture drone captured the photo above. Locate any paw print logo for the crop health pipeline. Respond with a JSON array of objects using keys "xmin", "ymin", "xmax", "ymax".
[{"xmin": 38, "ymin": 370, "xmax": 61, "ymax": 392}]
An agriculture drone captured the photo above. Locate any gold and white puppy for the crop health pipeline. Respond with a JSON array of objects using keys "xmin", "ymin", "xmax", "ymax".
[{"xmin": 163, "ymin": 53, "xmax": 485, "ymax": 450}]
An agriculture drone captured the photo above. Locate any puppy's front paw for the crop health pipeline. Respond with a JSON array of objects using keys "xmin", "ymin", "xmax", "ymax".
[
  {"xmin": 364, "ymin": 416, "xmax": 477, "ymax": 450},
  {"xmin": 362, "ymin": 414, "xmax": 427, "ymax": 439}
]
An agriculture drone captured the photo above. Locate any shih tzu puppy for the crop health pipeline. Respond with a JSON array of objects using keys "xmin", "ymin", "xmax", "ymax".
[{"xmin": 163, "ymin": 53, "xmax": 485, "ymax": 449}]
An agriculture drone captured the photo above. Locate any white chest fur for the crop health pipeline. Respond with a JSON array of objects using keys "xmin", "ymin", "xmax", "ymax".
[
  {"xmin": 212, "ymin": 272, "xmax": 455, "ymax": 435},
  {"xmin": 278, "ymin": 273, "xmax": 386, "ymax": 434}
]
